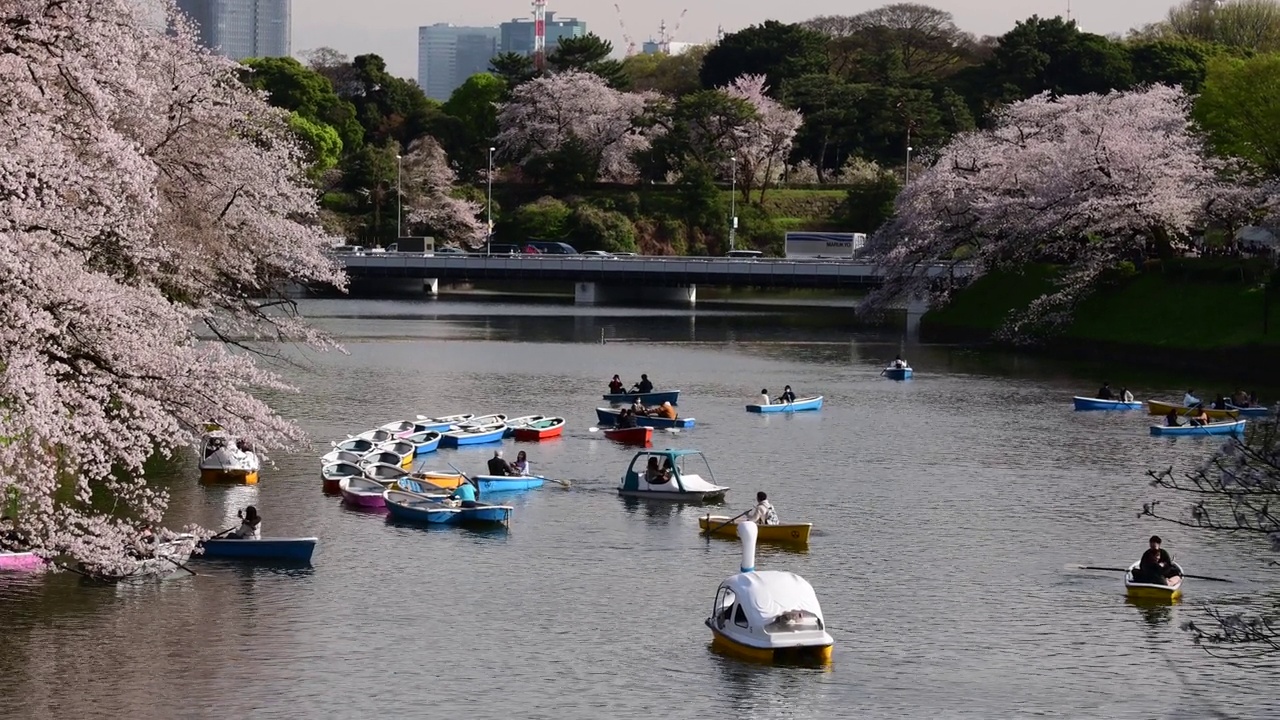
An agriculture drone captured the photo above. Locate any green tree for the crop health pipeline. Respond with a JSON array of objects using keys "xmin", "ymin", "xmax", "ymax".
[
  {"xmin": 657, "ymin": 89, "xmax": 758, "ymax": 171},
  {"xmin": 511, "ymin": 196, "xmax": 573, "ymax": 240},
  {"xmin": 699, "ymin": 21, "xmax": 828, "ymax": 96},
  {"xmin": 239, "ymin": 55, "xmax": 363, "ymax": 153},
  {"xmin": 973, "ymin": 16, "xmax": 1134, "ymax": 107},
  {"xmin": 1165, "ymin": 0, "xmax": 1280, "ymax": 52},
  {"xmin": 1194, "ymin": 53, "xmax": 1280, "ymax": 175},
  {"xmin": 441, "ymin": 73, "xmax": 507, "ymax": 180},
  {"xmin": 842, "ymin": 171, "xmax": 902, "ymax": 234},
  {"xmin": 804, "ymin": 4, "xmax": 984, "ymax": 84},
  {"xmin": 287, "ymin": 113, "xmax": 342, "ymax": 171},
  {"xmin": 1128, "ymin": 38, "xmax": 1236, "ymax": 93},
  {"xmin": 547, "ymin": 33, "xmax": 629, "ymax": 89},
  {"xmin": 622, "ymin": 45, "xmax": 708, "ymax": 96},
  {"xmin": 346, "ymin": 54, "xmax": 439, "ymax": 148},
  {"xmin": 570, "ymin": 205, "xmax": 638, "ymax": 253},
  {"xmin": 489, "ymin": 51, "xmax": 537, "ymax": 89}
]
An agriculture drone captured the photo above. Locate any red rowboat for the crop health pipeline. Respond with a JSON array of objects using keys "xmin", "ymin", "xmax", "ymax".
[
  {"xmin": 513, "ymin": 417, "xmax": 565, "ymax": 441},
  {"xmin": 603, "ymin": 426, "xmax": 652, "ymax": 445}
]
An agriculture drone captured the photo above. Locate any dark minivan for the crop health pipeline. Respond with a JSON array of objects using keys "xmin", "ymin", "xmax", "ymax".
[{"xmin": 525, "ymin": 241, "xmax": 578, "ymax": 255}]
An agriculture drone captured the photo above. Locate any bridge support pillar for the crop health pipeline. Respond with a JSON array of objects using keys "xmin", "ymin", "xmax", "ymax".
[
  {"xmin": 574, "ymin": 282, "xmax": 696, "ymax": 306},
  {"xmin": 906, "ymin": 293, "xmax": 929, "ymax": 338},
  {"xmin": 423, "ymin": 278, "xmax": 439, "ymax": 295}
]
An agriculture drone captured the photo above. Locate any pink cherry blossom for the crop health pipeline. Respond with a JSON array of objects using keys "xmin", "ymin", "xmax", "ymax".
[
  {"xmin": 718, "ymin": 75, "xmax": 804, "ymax": 204},
  {"xmin": 863, "ymin": 85, "xmax": 1226, "ymax": 339},
  {"xmin": 0, "ymin": 0, "xmax": 343, "ymax": 575},
  {"xmin": 403, "ymin": 137, "xmax": 486, "ymax": 246}
]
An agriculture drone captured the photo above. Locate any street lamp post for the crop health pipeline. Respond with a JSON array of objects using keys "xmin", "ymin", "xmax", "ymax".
[
  {"xmin": 395, "ymin": 154, "xmax": 403, "ymax": 241},
  {"xmin": 487, "ymin": 147, "xmax": 496, "ymax": 255},
  {"xmin": 729, "ymin": 156, "xmax": 737, "ymax": 252},
  {"xmin": 905, "ymin": 145, "xmax": 913, "ymax": 186}
]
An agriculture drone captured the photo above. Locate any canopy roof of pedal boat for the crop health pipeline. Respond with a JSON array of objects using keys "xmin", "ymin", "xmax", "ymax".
[
  {"xmin": 635, "ymin": 448, "xmax": 706, "ymax": 461},
  {"xmin": 621, "ymin": 448, "xmax": 726, "ymax": 495},
  {"xmin": 718, "ymin": 570, "xmax": 826, "ymax": 628}
]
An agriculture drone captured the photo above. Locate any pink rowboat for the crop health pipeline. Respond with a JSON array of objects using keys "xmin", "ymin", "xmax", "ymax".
[
  {"xmin": 0, "ymin": 550, "xmax": 44, "ymax": 572},
  {"xmin": 339, "ymin": 476, "xmax": 389, "ymax": 508}
]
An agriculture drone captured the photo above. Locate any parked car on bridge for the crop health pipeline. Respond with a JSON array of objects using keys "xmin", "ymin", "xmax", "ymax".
[
  {"xmin": 525, "ymin": 241, "xmax": 578, "ymax": 255},
  {"xmin": 725, "ymin": 249, "xmax": 764, "ymax": 259},
  {"xmin": 329, "ymin": 245, "xmax": 365, "ymax": 254},
  {"xmin": 477, "ymin": 244, "xmax": 521, "ymax": 255}
]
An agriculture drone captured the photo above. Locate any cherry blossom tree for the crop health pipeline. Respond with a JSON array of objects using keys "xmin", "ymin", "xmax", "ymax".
[
  {"xmin": 402, "ymin": 137, "xmax": 486, "ymax": 247},
  {"xmin": 0, "ymin": 0, "xmax": 342, "ymax": 575},
  {"xmin": 718, "ymin": 75, "xmax": 804, "ymax": 204},
  {"xmin": 495, "ymin": 70, "xmax": 658, "ymax": 185},
  {"xmin": 861, "ymin": 85, "xmax": 1226, "ymax": 340}
]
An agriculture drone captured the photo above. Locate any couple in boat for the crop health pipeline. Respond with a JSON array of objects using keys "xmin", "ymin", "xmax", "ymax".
[
  {"xmin": 1165, "ymin": 405, "xmax": 1210, "ymax": 427},
  {"xmin": 631, "ymin": 399, "xmax": 677, "ymax": 420},
  {"xmin": 487, "ymin": 450, "xmax": 530, "ymax": 477},
  {"xmin": 758, "ymin": 386, "xmax": 796, "ymax": 405},
  {"xmin": 1132, "ymin": 536, "xmax": 1182, "ymax": 586},
  {"xmin": 1095, "ymin": 383, "xmax": 1134, "ymax": 402},
  {"xmin": 608, "ymin": 374, "xmax": 654, "ymax": 394}
]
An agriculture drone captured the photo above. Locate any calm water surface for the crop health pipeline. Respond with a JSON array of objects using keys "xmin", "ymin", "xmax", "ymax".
[{"xmin": 1, "ymin": 298, "xmax": 1277, "ymax": 719}]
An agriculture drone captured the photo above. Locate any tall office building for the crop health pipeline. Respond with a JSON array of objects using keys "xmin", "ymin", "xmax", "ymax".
[
  {"xmin": 499, "ymin": 11, "xmax": 586, "ymax": 57},
  {"xmin": 175, "ymin": 0, "xmax": 291, "ymax": 60},
  {"xmin": 418, "ymin": 24, "xmax": 500, "ymax": 101}
]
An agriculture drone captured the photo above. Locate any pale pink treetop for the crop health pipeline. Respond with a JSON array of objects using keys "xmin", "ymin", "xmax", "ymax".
[
  {"xmin": 1, "ymin": 0, "xmax": 343, "ymax": 574},
  {"xmin": 863, "ymin": 85, "xmax": 1226, "ymax": 339},
  {"xmin": 495, "ymin": 70, "xmax": 658, "ymax": 182},
  {"xmin": 403, "ymin": 137, "xmax": 486, "ymax": 246},
  {"xmin": 718, "ymin": 75, "xmax": 804, "ymax": 202}
]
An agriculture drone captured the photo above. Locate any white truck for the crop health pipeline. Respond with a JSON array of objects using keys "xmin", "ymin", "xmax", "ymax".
[{"xmin": 784, "ymin": 232, "xmax": 866, "ymax": 259}]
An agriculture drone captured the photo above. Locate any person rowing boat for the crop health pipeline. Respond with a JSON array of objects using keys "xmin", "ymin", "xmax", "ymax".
[{"xmin": 1134, "ymin": 535, "xmax": 1182, "ymax": 585}]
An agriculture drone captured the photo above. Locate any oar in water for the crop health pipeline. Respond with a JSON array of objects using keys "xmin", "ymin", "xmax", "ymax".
[
  {"xmin": 703, "ymin": 509, "xmax": 752, "ymax": 536},
  {"xmin": 1066, "ymin": 564, "xmax": 1232, "ymax": 583}
]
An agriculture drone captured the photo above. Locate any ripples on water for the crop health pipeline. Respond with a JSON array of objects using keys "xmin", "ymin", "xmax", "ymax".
[{"xmin": 2, "ymin": 298, "xmax": 1277, "ymax": 719}]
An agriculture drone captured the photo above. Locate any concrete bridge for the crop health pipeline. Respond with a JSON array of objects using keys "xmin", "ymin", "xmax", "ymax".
[{"xmin": 339, "ymin": 253, "xmax": 964, "ymax": 298}]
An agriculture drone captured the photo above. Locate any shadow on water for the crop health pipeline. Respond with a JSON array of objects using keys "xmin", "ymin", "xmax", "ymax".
[{"xmin": 1126, "ymin": 596, "xmax": 1177, "ymax": 627}]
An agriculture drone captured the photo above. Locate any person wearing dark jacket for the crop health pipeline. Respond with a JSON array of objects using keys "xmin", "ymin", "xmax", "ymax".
[
  {"xmin": 633, "ymin": 374, "xmax": 654, "ymax": 394},
  {"xmin": 1137, "ymin": 535, "xmax": 1181, "ymax": 584},
  {"xmin": 1096, "ymin": 383, "xmax": 1114, "ymax": 400},
  {"xmin": 487, "ymin": 451, "xmax": 512, "ymax": 476}
]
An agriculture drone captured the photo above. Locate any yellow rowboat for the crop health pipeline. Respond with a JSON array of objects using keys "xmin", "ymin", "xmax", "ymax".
[
  {"xmin": 1125, "ymin": 561, "xmax": 1183, "ymax": 601},
  {"xmin": 199, "ymin": 468, "xmax": 259, "ymax": 485},
  {"xmin": 413, "ymin": 471, "xmax": 465, "ymax": 490},
  {"xmin": 700, "ymin": 515, "xmax": 811, "ymax": 545},
  {"xmin": 1146, "ymin": 400, "xmax": 1238, "ymax": 420}
]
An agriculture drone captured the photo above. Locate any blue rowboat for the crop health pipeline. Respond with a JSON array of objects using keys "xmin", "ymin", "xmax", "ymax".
[
  {"xmin": 1149, "ymin": 419, "xmax": 1246, "ymax": 437},
  {"xmin": 199, "ymin": 537, "xmax": 317, "ymax": 562},
  {"xmin": 383, "ymin": 490, "xmax": 512, "ymax": 525},
  {"xmin": 746, "ymin": 395, "xmax": 823, "ymax": 413},
  {"xmin": 1073, "ymin": 396, "xmax": 1143, "ymax": 411},
  {"xmin": 595, "ymin": 407, "xmax": 695, "ymax": 429},
  {"xmin": 882, "ymin": 367, "xmax": 913, "ymax": 380},
  {"xmin": 473, "ymin": 475, "xmax": 545, "ymax": 494},
  {"xmin": 413, "ymin": 413, "xmax": 474, "ymax": 434},
  {"xmin": 439, "ymin": 422, "xmax": 507, "ymax": 447},
  {"xmin": 1226, "ymin": 403, "xmax": 1271, "ymax": 418},
  {"xmin": 405, "ymin": 430, "xmax": 442, "ymax": 455},
  {"xmin": 602, "ymin": 390, "xmax": 681, "ymax": 406}
]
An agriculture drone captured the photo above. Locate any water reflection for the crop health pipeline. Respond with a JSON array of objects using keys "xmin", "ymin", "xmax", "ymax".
[
  {"xmin": 711, "ymin": 652, "xmax": 832, "ymax": 718},
  {"xmin": 1127, "ymin": 597, "xmax": 1178, "ymax": 627}
]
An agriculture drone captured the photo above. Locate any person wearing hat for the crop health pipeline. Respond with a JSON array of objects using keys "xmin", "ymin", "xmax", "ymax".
[{"xmin": 487, "ymin": 450, "xmax": 512, "ymax": 476}]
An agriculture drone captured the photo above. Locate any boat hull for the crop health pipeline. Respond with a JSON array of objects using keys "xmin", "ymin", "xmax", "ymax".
[
  {"xmin": 883, "ymin": 367, "xmax": 913, "ymax": 380},
  {"xmin": 1073, "ymin": 396, "xmax": 1143, "ymax": 411},
  {"xmin": 1125, "ymin": 562, "xmax": 1183, "ymax": 600},
  {"xmin": 413, "ymin": 472, "xmax": 464, "ymax": 490},
  {"xmin": 474, "ymin": 475, "xmax": 545, "ymax": 494},
  {"xmin": 1146, "ymin": 400, "xmax": 1238, "ymax": 420},
  {"xmin": 595, "ymin": 408, "xmax": 694, "ymax": 429},
  {"xmin": 699, "ymin": 516, "xmax": 811, "ymax": 545},
  {"xmin": 618, "ymin": 488, "xmax": 726, "ymax": 503},
  {"xmin": 1227, "ymin": 404, "xmax": 1271, "ymax": 417},
  {"xmin": 200, "ymin": 538, "xmax": 317, "ymax": 562},
  {"xmin": 1149, "ymin": 420, "xmax": 1245, "ymax": 437},
  {"xmin": 0, "ymin": 551, "xmax": 44, "ymax": 572},
  {"xmin": 199, "ymin": 468, "xmax": 259, "ymax": 485},
  {"xmin": 746, "ymin": 396, "xmax": 823, "ymax": 413},
  {"xmin": 513, "ymin": 418, "xmax": 565, "ymax": 441},
  {"xmin": 708, "ymin": 625, "xmax": 832, "ymax": 665},
  {"xmin": 602, "ymin": 390, "xmax": 681, "ymax": 406},
  {"xmin": 603, "ymin": 426, "xmax": 653, "ymax": 445},
  {"xmin": 439, "ymin": 425, "xmax": 506, "ymax": 447},
  {"xmin": 384, "ymin": 492, "xmax": 512, "ymax": 526}
]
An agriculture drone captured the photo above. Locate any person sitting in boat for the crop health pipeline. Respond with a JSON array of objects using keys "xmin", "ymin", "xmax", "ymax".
[
  {"xmin": 608, "ymin": 375, "xmax": 625, "ymax": 394},
  {"xmin": 451, "ymin": 481, "xmax": 479, "ymax": 508},
  {"xmin": 1137, "ymin": 535, "xmax": 1181, "ymax": 585},
  {"xmin": 1096, "ymin": 383, "xmax": 1114, "ymax": 400},
  {"xmin": 511, "ymin": 451, "xmax": 530, "ymax": 476},
  {"xmin": 1165, "ymin": 408, "xmax": 1181, "ymax": 427},
  {"xmin": 632, "ymin": 374, "xmax": 654, "ymax": 394},
  {"xmin": 657, "ymin": 401, "xmax": 677, "ymax": 420},
  {"xmin": 758, "ymin": 389, "xmax": 771, "ymax": 406},
  {"xmin": 1121, "ymin": 387, "xmax": 1134, "ymax": 403},
  {"xmin": 1184, "ymin": 389, "xmax": 1200, "ymax": 407},
  {"xmin": 779, "ymin": 385, "xmax": 796, "ymax": 403},
  {"xmin": 1211, "ymin": 395, "xmax": 1229, "ymax": 411},
  {"xmin": 891, "ymin": 355, "xmax": 907, "ymax": 369},
  {"xmin": 745, "ymin": 491, "xmax": 780, "ymax": 526},
  {"xmin": 1249, "ymin": 391, "xmax": 1259, "ymax": 407},
  {"xmin": 128, "ymin": 526, "xmax": 158, "ymax": 559},
  {"xmin": 617, "ymin": 408, "xmax": 639, "ymax": 428},
  {"xmin": 631, "ymin": 398, "xmax": 649, "ymax": 416},
  {"xmin": 1189, "ymin": 405, "xmax": 1210, "ymax": 427},
  {"xmin": 229, "ymin": 507, "xmax": 261, "ymax": 540},
  {"xmin": 645, "ymin": 457, "xmax": 672, "ymax": 485},
  {"xmin": 487, "ymin": 450, "xmax": 513, "ymax": 476}
]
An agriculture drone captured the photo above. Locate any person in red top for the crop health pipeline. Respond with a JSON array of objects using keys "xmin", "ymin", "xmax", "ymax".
[{"xmin": 608, "ymin": 375, "xmax": 625, "ymax": 394}]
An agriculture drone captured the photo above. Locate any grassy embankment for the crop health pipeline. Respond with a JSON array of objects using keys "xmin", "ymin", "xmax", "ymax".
[{"xmin": 923, "ymin": 260, "xmax": 1280, "ymax": 373}]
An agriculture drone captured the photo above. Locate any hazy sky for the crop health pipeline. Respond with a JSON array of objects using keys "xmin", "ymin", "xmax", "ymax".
[{"xmin": 294, "ymin": 0, "xmax": 1178, "ymax": 80}]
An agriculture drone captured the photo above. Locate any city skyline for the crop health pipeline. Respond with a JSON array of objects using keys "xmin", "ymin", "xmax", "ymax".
[{"xmin": 295, "ymin": 0, "xmax": 1179, "ymax": 80}]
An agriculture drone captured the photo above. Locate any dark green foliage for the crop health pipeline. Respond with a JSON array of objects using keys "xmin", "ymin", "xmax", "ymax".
[
  {"xmin": 570, "ymin": 205, "xmax": 638, "ymax": 253},
  {"xmin": 842, "ymin": 172, "xmax": 901, "ymax": 234},
  {"xmin": 489, "ymin": 52, "xmax": 537, "ymax": 89},
  {"xmin": 699, "ymin": 21, "xmax": 829, "ymax": 96},
  {"xmin": 547, "ymin": 34, "xmax": 629, "ymax": 89}
]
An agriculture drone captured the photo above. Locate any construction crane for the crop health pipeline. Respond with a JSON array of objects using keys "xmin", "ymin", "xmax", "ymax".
[
  {"xmin": 613, "ymin": 3, "xmax": 638, "ymax": 56},
  {"xmin": 660, "ymin": 8, "xmax": 687, "ymax": 50}
]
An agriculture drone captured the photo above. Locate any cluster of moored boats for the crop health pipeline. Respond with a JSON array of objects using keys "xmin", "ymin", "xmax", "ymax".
[{"xmin": 1072, "ymin": 394, "xmax": 1272, "ymax": 437}]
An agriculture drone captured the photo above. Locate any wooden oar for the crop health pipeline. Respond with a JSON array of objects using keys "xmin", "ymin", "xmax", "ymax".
[
  {"xmin": 1067, "ymin": 564, "xmax": 1232, "ymax": 582},
  {"xmin": 447, "ymin": 462, "xmax": 480, "ymax": 499},
  {"xmin": 704, "ymin": 509, "xmax": 752, "ymax": 536},
  {"xmin": 209, "ymin": 525, "xmax": 238, "ymax": 540}
]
